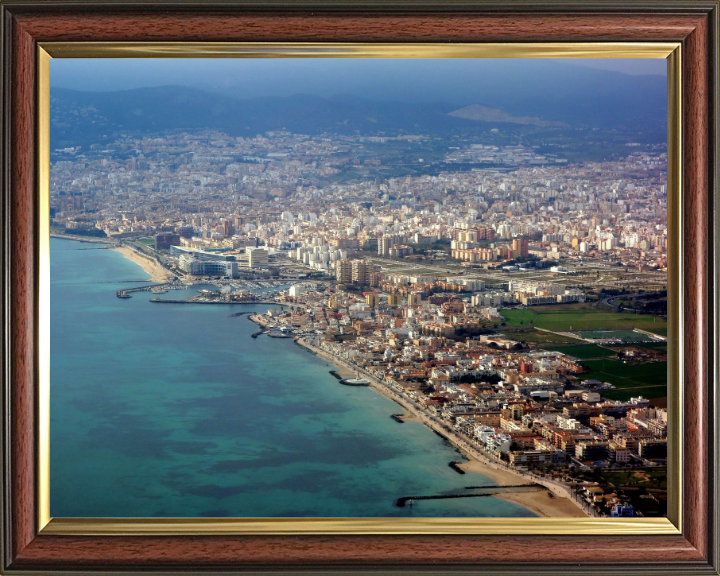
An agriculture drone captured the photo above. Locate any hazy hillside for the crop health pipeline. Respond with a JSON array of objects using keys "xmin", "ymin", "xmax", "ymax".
[
  {"xmin": 448, "ymin": 105, "xmax": 570, "ymax": 128},
  {"xmin": 50, "ymin": 87, "xmax": 537, "ymax": 149},
  {"xmin": 194, "ymin": 59, "xmax": 667, "ymax": 131},
  {"xmin": 50, "ymin": 80, "xmax": 666, "ymax": 152}
]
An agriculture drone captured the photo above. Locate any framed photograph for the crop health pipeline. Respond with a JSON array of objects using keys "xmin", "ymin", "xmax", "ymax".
[{"xmin": 1, "ymin": 1, "xmax": 718, "ymax": 574}]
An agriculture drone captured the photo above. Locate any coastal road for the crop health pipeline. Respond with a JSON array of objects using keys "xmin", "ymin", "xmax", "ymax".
[{"xmin": 296, "ymin": 336, "xmax": 594, "ymax": 517}]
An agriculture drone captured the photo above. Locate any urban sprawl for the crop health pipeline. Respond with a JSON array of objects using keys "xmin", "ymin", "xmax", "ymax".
[{"xmin": 52, "ymin": 129, "xmax": 669, "ymax": 517}]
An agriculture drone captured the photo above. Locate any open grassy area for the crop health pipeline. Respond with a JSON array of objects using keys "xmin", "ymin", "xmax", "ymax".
[
  {"xmin": 602, "ymin": 389, "xmax": 666, "ymax": 402},
  {"xmin": 534, "ymin": 311, "xmax": 666, "ymax": 336},
  {"xmin": 579, "ymin": 358, "xmax": 667, "ymax": 401},
  {"xmin": 597, "ymin": 469, "xmax": 667, "ymax": 490},
  {"xmin": 501, "ymin": 327, "xmax": 578, "ymax": 345},
  {"xmin": 524, "ymin": 332, "xmax": 580, "ymax": 345},
  {"xmin": 542, "ymin": 344, "xmax": 617, "ymax": 359},
  {"xmin": 526, "ymin": 303, "xmax": 600, "ymax": 312},
  {"xmin": 635, "ymin": 342, "xmax": 668, "ymax": 352},
  {"xmin": 500, "ymin": 308, "xmax": 667, "ymax": 344},
  {"xmin": 499, "ymin": 309, "xmax": 538, "ymax": 326},
  {"xmin": 576, "ymin": 330, "xmax": 656, "ymax": 342},
  {"xmin": 137, "ymin": 238, "xmax": 155, "ymax": 246}
]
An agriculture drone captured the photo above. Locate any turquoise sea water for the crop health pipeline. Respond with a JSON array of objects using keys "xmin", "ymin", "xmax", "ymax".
[{"xmin": 50, "ymin": 238, "xmax": 536, "ymax": 518}]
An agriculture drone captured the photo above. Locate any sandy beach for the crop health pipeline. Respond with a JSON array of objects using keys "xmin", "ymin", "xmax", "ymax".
[
  {"xmin": 396, "ymin": 412, "xmax": 420, "ymax": 423},
  {"xmin": 111, "ymin": 245, "xmax": 173, "ymax": 282},
  {"xmin": 495, "ymin": 490, "xmax": 588, "ymax": 518},
  {"xmin": 316, "ymin": 352, "xmax": 356, "ymax": 378},
  {"xmin": 455, "ymin": 457, "xmax": 535, "ymax": 487},
  {"xmin": 300, "ymin": 339, "xmax": 419, "ymax": 422},
  {"xmin": 305, "ymin": 344, "xmax": 356, "ymax": 379},
  {"xmin": 295, "ymin": 338, "xmax": 590, "ymax": 518}
]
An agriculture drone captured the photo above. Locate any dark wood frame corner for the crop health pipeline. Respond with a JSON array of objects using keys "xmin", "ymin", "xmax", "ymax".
[{"xmin": 1, "ymin": 1, "xmax": 718, "ymax": 574}]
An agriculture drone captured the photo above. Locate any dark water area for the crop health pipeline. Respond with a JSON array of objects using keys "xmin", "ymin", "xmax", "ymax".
[{"xmin": 50, "ymin": 238, "xmax": 535, "ymax": 518}]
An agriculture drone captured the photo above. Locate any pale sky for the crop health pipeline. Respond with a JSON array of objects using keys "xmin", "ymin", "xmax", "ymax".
[
  {"xmin": 553, "ymin": 59, "xmax": 667, "ymax": 75},
  {"xmin": 51, "ymin": 58, "xmax": 666, "ymax": 95}
]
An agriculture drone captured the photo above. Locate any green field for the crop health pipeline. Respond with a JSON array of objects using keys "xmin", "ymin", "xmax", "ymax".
[
  {"xmin": 500, "ymin": 308, "xmax": 667, "ymax": 341},
  {"xmin": 533, "ymin": 311, "xmax": 666, "ymax": 336},
  {"xmin": 635, "ymin": 342, "xmax": 668, "ymax": 353},
  {"xmin": 527, "ymin": 303, "xmax": 599, "ymax": 312},
  {"xmin": 577, "ymin": 330, "xmax": 655, "ymax": 342},
  {"xmin": 579, "ymin": 359, "xmax": 667, "ymax": 401},
  {"xmin": 500, "ymin": 309, "xmax": 538, "ymax": 326},
  {"xmin": 542, "ymin": 344, "xmax": 617, "ymax": 359},
  {"xmin": 503, "ymin": 328, "xmax": 578, "ymax": 345},
  {"xmin": 137, "ymin": 239, "xmax": 155, "ymax": 246},
  {"xmin": 598, "ymin": 469, "xmax": 667, "ymax": 490}
]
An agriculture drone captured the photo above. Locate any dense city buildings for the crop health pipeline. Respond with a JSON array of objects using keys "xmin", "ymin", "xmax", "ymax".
[{"xmin": 51, "ymin": 127, "xmax": 668, "ymax": 517}]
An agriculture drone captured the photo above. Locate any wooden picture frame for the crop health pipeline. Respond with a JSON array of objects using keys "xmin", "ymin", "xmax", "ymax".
[{"xmin": 1, "ymin": 1, "xmax": 718, "ymax": 573}]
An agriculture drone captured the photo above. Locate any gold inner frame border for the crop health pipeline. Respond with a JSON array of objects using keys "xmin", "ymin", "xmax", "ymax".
[{"xmin": 36, "ymin": 42, "xmax": 682, "ymax": 536}]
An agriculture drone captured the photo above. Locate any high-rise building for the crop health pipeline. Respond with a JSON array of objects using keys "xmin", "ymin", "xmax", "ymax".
[
  {"xmin": 378, "ymin": 236, "xmax": 393, "ymax": 256},
  {"xmin": 336, "ymin": 260, "xmax": 352, "ymax": 283},
  {"xmin": 247, "ymin": 247, "xmax": 268, "ymax": 269},
  {"xmin": 155, "ymin": 233, "xmax": 180, "ymax": 250},
  {"xmin": 365, "ymin": 293, "xmax": 379, "ymax": 308},
  {"xmin": 337, "ymin": 259, "xmax": 371, "ymax": 285},
  {"xmin": 387, "ymin": 293, "xmax": 402, "ymax": 306},
  {"xmin": 513, "ymin": 238, "xmax": 529, "ymax": 258},
  {"xmin": 177, "ymin": 225, "xmax": 195, "ymax": 239},
  {"xmin": 408, "ymin": 292, "xmax": 422, "ymax": 306},
  {"xmin": 351, "ymin": 259, "xmax": 371, "ymax": 286}
]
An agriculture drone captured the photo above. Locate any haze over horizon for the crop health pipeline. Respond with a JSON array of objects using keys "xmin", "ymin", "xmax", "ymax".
[
  {"xmin": 51, "ymin": 58, "xmax": 666, "ymax": 102},
  {"xmin": 50, "ymin": 58, "xmax": 667, "ymax": 150}
]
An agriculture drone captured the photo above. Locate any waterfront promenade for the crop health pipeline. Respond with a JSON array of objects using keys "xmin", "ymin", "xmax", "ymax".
[{"xmin": 294, "ymin": 336, "xmax": 593, "ymax": 518}]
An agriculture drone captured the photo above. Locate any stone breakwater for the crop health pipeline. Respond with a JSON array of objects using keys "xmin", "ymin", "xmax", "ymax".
[
  {"xmin": 248, "ymin": 313, "xmax": 274, "ymax": 328},
  {"xmin": 51, "ymin": 236, "xmax": 547, "ymax": 519},
  {"xmin": 290, "ymin": 337, "xmax": 592, "ymax": 518},
  {"xmin": 240, "ymin": 312, "xmax": 590, "ymax": 518}
]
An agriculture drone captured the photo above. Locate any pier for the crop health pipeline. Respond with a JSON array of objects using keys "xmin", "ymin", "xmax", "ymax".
[
  {"xmin": 117, "ymin": 283, "xmax": 173, "ymax": 298},
  {"xmin": 395, "ymin": 493, "xmax": 494, "ymax": 507},
  {"xmin": 394, "ymin": 484, "xmax": 543, "ymax": 507}
]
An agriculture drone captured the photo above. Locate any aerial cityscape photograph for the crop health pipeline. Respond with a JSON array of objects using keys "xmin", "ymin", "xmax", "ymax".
[{"xmin": 49, "ymin": 57, "xmax": 669, "ymax": 519}]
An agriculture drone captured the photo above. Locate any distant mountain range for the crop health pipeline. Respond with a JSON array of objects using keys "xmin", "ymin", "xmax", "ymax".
[
  {"xmin": 448, "ymin": 104, "xmax": 570, "ymax": 128},
  {"xmin": 190, "ymin": 59, "xmax": 666, "ymax": 131},
  {"xmin": 50, "ymin": 74, "xmax": 666, "ymax": 151}
]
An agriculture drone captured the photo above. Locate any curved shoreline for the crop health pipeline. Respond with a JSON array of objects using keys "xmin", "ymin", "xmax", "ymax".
[
  {"xmin": 295, "ymin": 336, "xmax": 591, "ymax": 518},
  {"xmin": 110, "ymin": 245, "xmax": 173, "ymax": 282},
  {"xmin": 494, "ymin": 490, "xmax": 587, "ymax": 518},
  {"xmin": 55, "ymin": 238, "xmax": 588, "ymax": 518},
  {"xmin": 53, "ymin": 234, "xmax": 171, "ymax": 283}
]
